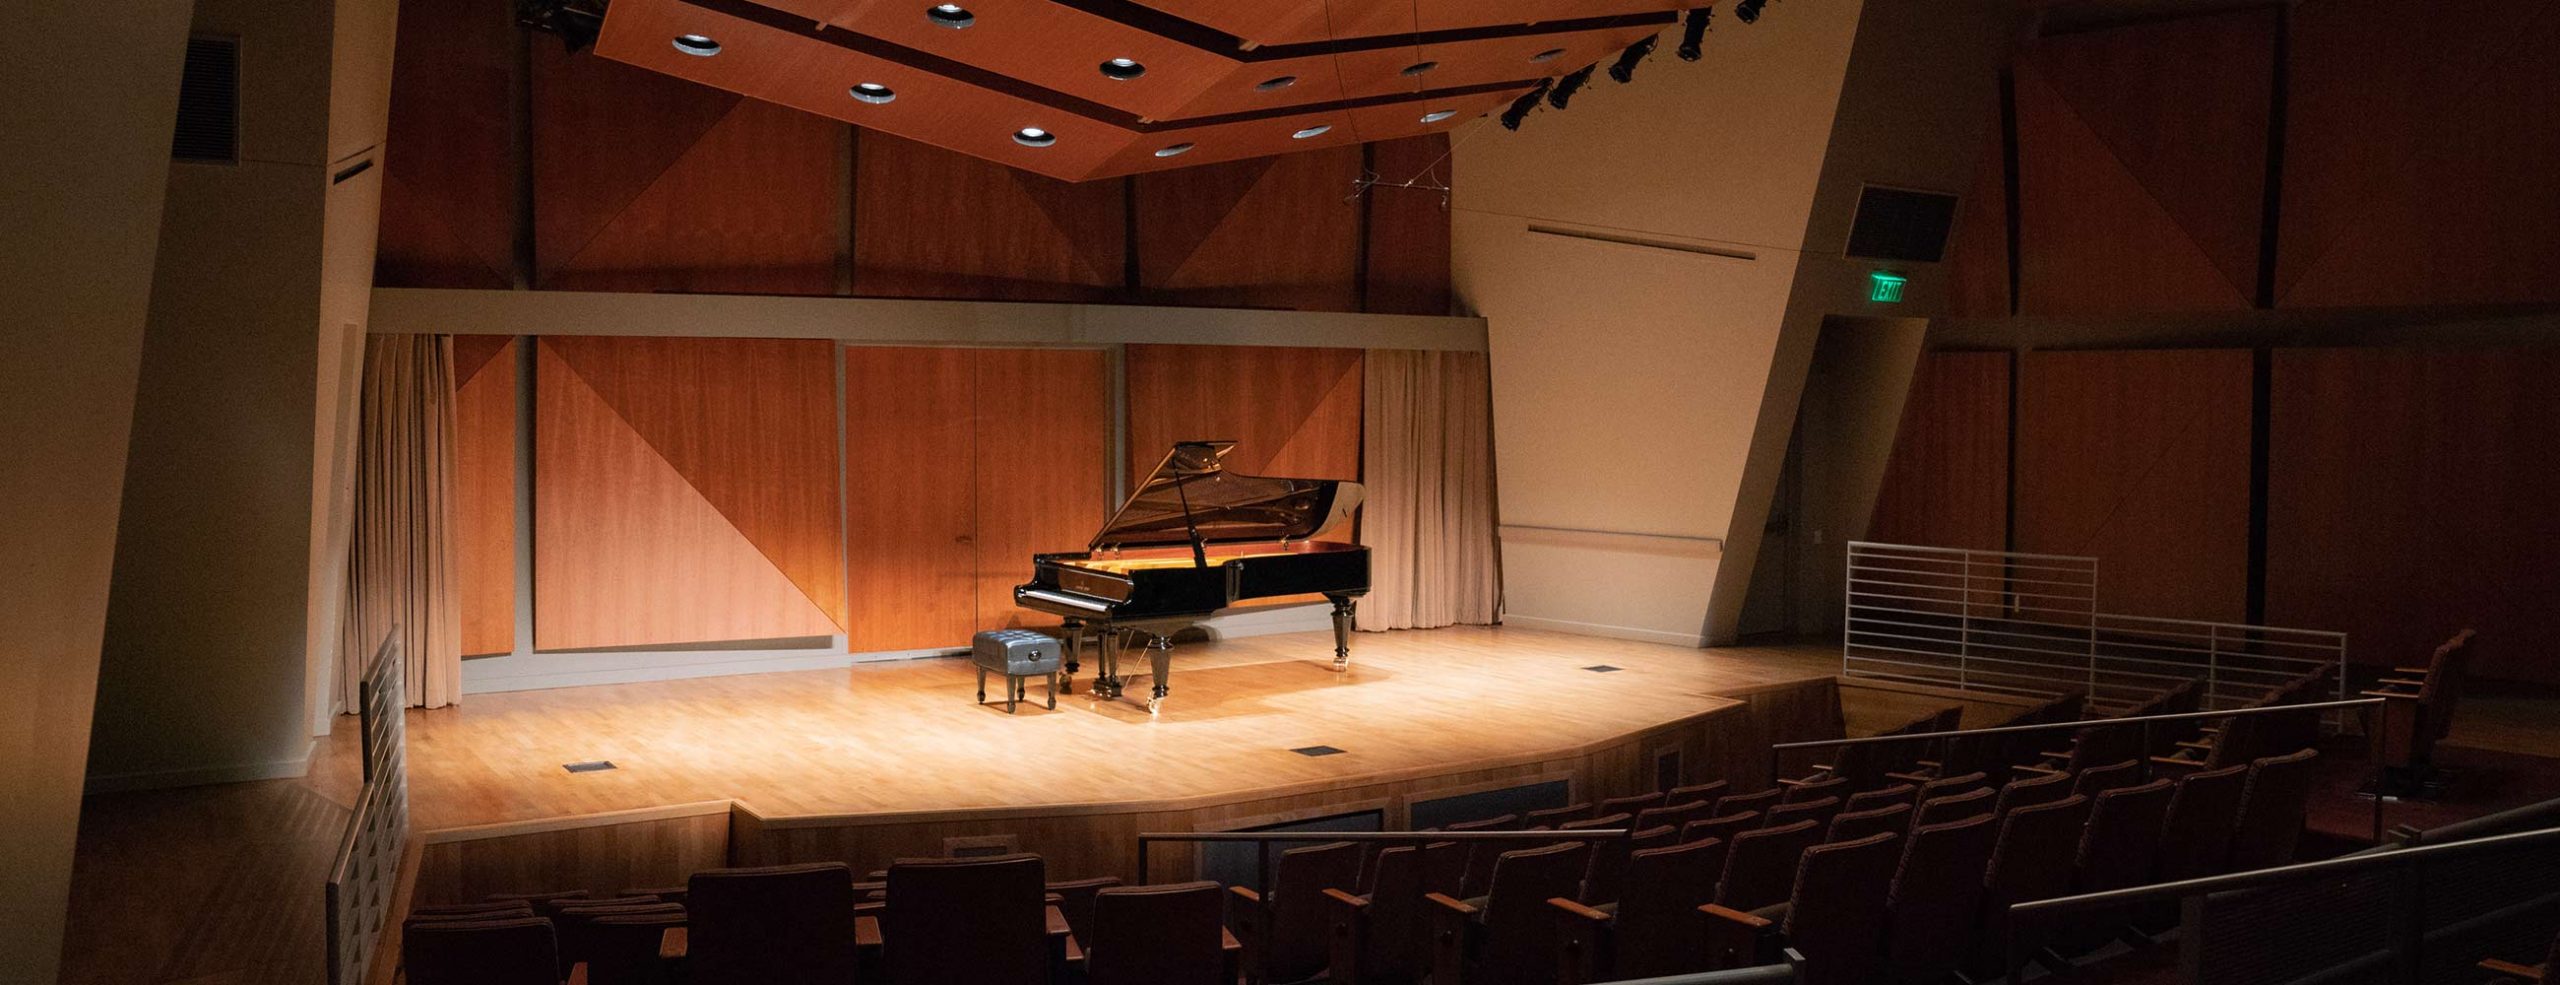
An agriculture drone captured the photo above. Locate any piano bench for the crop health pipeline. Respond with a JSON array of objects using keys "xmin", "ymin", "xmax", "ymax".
[{"xmin": 973, "ymin": 629, "xmax": 1064, "ymax": 714}]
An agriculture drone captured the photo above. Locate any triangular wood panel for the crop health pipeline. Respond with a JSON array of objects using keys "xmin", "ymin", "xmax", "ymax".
[
  {"xmin": 451, "ymin": 335, "xmax": 514, "ymax": 389},
  {"xmin": 453, "ymin": 338, "xmax": 518, "ymax": 657},
  {"xmin": 375, "ymin": 0, "xmax": 516, "ymax": 289},
  {"xmin": 2030, "ymin": 9, "xmax": 2273, "ymax": 302},
  {"xmin": 534, "ymin": 342, "xmax": 838, "ymax": 650},
  {"xmin": 544, "ymin": 336, "xmax": 845, "ymax": 631},
  {"xmin": 1136, "ymin": 146, "xmax": 1363, "ymax": 312},
  {"xmin": 2013, "ymin": 62, "xmax": 2250, "ymax": 315},
  {"xmin": 852, "ymin": 132, "xmax": 1126, "ymax": 302},
  {"xmin": 1944, "ymin": 102, "xmax": 2012, "ymax": 319},
  {"xmin": 531, "ymin": 42, "xmax": 741, "ymax": 286},
  {"xmin": 542, "ymin": 98, "xmax": 842, "ymax": 295}
]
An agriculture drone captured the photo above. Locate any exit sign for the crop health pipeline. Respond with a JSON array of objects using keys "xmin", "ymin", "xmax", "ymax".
[{"xmin": 1868, "ymin": 271, "xmax": 1908, "ymax": 303}]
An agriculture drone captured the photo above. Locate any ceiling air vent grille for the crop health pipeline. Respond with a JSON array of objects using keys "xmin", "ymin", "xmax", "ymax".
[{"xmin": 172, "ymin": 36, "xmax": 240, "ymax": 163}]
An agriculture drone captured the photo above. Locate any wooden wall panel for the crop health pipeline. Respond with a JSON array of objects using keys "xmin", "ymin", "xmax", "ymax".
[
  {"xmin": 1944, "ymin": 109, "xmax": 2011, "ymax": 319},
  {"xmin": 2278, "ymin": 0, "xmax": 2560, "ymax": 307},
  {"xmin": 375, "ymin": 0, "xmax": 515, "ymax": 288},
  {"xmin": 1361, "ymin": 135, "xmax": 1454, "ymax": 316},
  {"xmin": 531, "ymin": 44, "xmax": 840, "ymax": 295},
  {"xmin": 1866, "ymin": 351, "xmax": 2010, "ymax": 552},
  {"xmin": 852, "ymin": 133, "xmax": 1125, "ymax": 303},
  {"xmin": 533, "ymin": 341, "xmax": 839, "ymax": 650},
  {"xmin": 2016, "ymin": 349, "xmax": 2254, "ymax": 623},
  {"xmin": 2267, "ymin": 348, "xmax": 2560, "ymax": 683},
  {"xmin": 1134, "ymin": 147, "xmax": 1364, "ymax": 312},
  {"xmin": 452, "ymin": 337, "xmax": 517, "ymax": 657},
  {"xmin": 844, "ymin": 346, "xmax": 978, "ymax": 651},
  {"xmin": 972, "ymin": 348, "xmax": 1110, "ymax": 632},
  {"xmin": 1124, "ymin": 345, "xmax": 1364, "ymax": 492}
]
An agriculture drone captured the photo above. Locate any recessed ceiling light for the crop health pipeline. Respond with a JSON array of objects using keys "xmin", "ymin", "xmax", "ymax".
[
  {"xmin": 1013, "ymin": 127, "xmax": 1057, "ymax": 147},
  {"xmin": 1530, "ymin": 47, "xmax": 1565, "ymax": 62},
  {"xmin": 672, "ymin": 34, "xmax": 721, "ymax": 56},
  {"xmin": 850, "ymin": 82, "xmax": 896, "ymax": 105},
  {"xmin": 1420, "ymin": 109, "xmax": 1458, "ymax": 123},
  {"xmin": 1100, "ymin": 57, "xmax": 1145, "ymax": 80},
  {"xmin": 1401, "ymin": 61, "xmax": 1439, "ymax": 76},
  {"xmin": 926, "ymin": 3, "xmax": 974, "ymax": 29},
  {"xmin": 1291, "ymin": 124, "xmax": 1331, "ymax": 139},
  {"xmin": 1256, "ymin": 75, "xmax": 1298, "ymax": 91},
  {"xmin": 1154, "ymin": 143, "xmax": 1195, "ymax": 158}
]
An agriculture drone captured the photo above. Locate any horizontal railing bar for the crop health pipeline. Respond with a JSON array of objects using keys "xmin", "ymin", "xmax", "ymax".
[
  {"xmin": 1138, "ymin": 830, "xmax": 1629, "ymax": 843},
  {"xmin": 1847, "ymin": 541, "xmax": 2101, "ymax": 564},
  {"xmin": 1848, "ymin": 566, "xmax": 2102, "ymax": 588},
  {"xmin": 2010, "ymin": 823, "xmax": 2560, "ymax": 919},
  {"xmin": 2091, "ymin": 612, "xmax": 2348, "ymax": 641},
  {"xmin": 1838, "ymin": 669, "xmax": 2067, "ymax": 700},
  {"xmin": 1847, "ymin": 585, "xmax": 2101, "ymax": 604},
  {"xmin": 1592, "ymin": 962, "xmax": 1804, "ymax": 985},
  {"xmin": 1772, "ymin": 698, "xmax": 2381, "ymax": 752},
  {"xmin": 1845, "ymin": 641, "xmax": 2103, "ymax": 669}
]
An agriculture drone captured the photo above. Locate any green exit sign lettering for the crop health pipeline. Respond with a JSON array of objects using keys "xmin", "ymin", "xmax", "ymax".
[{"xmin": 1868, "ymin": 271, "xmax": 1908, "ymax": 303}]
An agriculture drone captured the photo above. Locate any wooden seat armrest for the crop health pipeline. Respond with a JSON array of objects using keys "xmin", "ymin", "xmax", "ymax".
[
  {"xmin": 2394, "ymin": 666, "xmax": 2432, "ymax": 676},
  {"xmin": 2379, "ymin": 677, "xmax": 2426, "ymax": 688},
  {"xmin": 2175, "ymin": 740, "xmax": 2216, "ymax": 751},
  {"xmin": 855, "ymin": 914, "xmax": 883, "ymax": 949},
  {"xmin": 658, "ymin": 926, "xmax": 688, "ymax": 962},
  {"xmin": 1549, "ymin": 897, "xmax": 1612, "ymax": 923},
  {"xmin": 2478, "ymin": 958, "xmax": 2545, "ymax": 982},
  {"xmin": 2361, "ymin": 688, "xmax": 2420, "ymax": 701},
  {"xmin": 1426, "ymin": 892, "xmax": 1479, "ymax": 919},
  {"xmin": 2038, "ymin": 749, "xmax": 2073, "ymax": 760},
  {"xmin": 1698, "ymin": 904, "xmax": 1778, "ymax": 970},
  {"xmin": 1883, "ymin": 770, "xmax": 1934, "ymax": 784},
  {"xmin": 2149, "ymin": 755, "xmax": 2204, "ymax": 773},
  {"xmin": 1324, "ymin": 890, "xmax": 1370, "ymax": 985},
  {"xmin": 1228, "ymin": 885, "xmax": 1263, "ymax": 906},
  {"xmin": 2011, "ymin": 764, "xmax": 2062, "ymax": 777},
  {"xmin": 1699, "ymin": 904, "xmax": 1773, "ymax": 929},
  {"xmin": 1550, "ymin": 897, "xmax": 1614, "ymax": 985},
  {"xmin": 1323, "ymin": 887, "xmax": 1369, "ymax": 911}
]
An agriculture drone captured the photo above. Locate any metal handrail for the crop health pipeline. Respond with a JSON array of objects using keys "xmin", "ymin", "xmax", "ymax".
[{"xmin": 1593, "ymin": 953, "xmax": 1805, "ymax": 984}]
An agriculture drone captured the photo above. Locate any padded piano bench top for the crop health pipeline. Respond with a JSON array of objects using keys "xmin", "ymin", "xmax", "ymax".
[{"xmin": 973, "ymin": 630, "xmax": 1063, "ymax": 675}]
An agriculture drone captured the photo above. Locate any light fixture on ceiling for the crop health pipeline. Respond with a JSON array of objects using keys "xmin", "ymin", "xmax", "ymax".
[
  {"xmin": 1154, "ymin": 143, "xmax": 1195, "ymax": 158},
  {"xmin": 927, "ymin": 3, "xmax": 974, "ymax": 29},
  {"xmin": 1548, "ymin": 64, "xmax": 1595, "ymax": 109},
  {"xmin": 849, "ymin": 82, "xmax": 896, "ymax": 104},
  {"xmin": 1499, "ymin": 79, "xmax": 1552, "ymax": 130},
  {"xmin": 1401, "ymin": 60, "xmax": 1438, "ymax": 76},
  {"xmin": 1420, "ymin": 109, "xmax": 1458, "ymax": 124},
  {"xmin": 1292, "ymin": 124, "xmax": 1332, "ymax": 139},
  {"xmin": 1677, "ymin": 8, "xmax": 1712, "ymax": 61},
  {"xmin": 1530, "ymin": 47, "xmax": 1565, "ymax": 62},
  {"xmin": 1100, "ymin": 57, "xmax": 1145, "ymax": 80},
  {"xmin": 672, "ymin": 33, "xmax": 721, "ymax": 56},
  {"xmin": 1735, "ymin": 0, "xmax": 1768, "ymax": 24},
  {"xmin": 1013, "ymin": 127, "xmax": 1056, "ymax": 147},
  {"xmin": 1608, "ymin": 34, "xmax": 1658, "ymax": 83},
  {"xmin": 1257, "ymin": 75, "xmax": 1298, "ymax": 91}
]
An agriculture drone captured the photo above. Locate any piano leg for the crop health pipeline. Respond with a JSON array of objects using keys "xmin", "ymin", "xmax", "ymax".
[
  {"xmin": 1095, "ymin": 628, "xmax": 1123, "ymax": 700},
  {"xmin": 1327, "ymin": 594, "xmax": 1357, "ymax": 672},
  {"xmin": 1059, "ymin": 619, "xmax": 1082, "ymax": 695},
  {"xmin": 1145, "ymin": 634, "xmax": 1173, "ymax": 716}
]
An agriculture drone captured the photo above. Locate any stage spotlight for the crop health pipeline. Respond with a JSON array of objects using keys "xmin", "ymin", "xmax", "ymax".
[
  {"xmin": 1608, "ymin": 34, "xmax": 1658, "ymax": 83},
  {"xmin": 1547, "ymin": 64, "xmax": 1596, "ymax": 110},
  {"xmin": 517, "ymin": 0, "xmax": 607, "ymax": 52},
  {"xmin": 1736, "ymin": 0, "xmax": 1769, "ymax": 24},
  {"xmin": 1677, "ymin": 8, "xmax": 1712, "ymax": 61},
  {"xmin": 1500, "ymin": 80, "xmax": 1552, "ymax": 131}
]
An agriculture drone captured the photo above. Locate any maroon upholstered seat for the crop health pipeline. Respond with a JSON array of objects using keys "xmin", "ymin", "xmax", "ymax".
[
  {"xmin": 2070, "ymin": 759, "xmax": 2143, "ymax": 799},
  {"xmin": 403, "ymin": 915, "xmax": 560, "ymax": 985},
  {"xmin": 1324, "ymin": 842, "xmax": 1449, "ymax": 985},
  {"xmin": 1632, "ymin": 799, "xmax": 1711, "ymax": 833},
  {"xmin": 1712, "ymin": 819, "xmax": 1823, "ymax": 912},
  {"xmin": 1524, "ymin": 802, "xmax": 1596, "ymax": 828},
  {"xmin": 1087, "ymin": 881, "xmax": 1227, "ymax": 985},
  {"xmin": 687, "ymin": 862, "xmax": 859, "ymax": 985},
  {"xmin": 1842, "ymin": 783, "xmax": 1917, "ymax": 815},
  {"xmin": 1776, "ymin": 831, "xmax": 1901, "ymax": 985},
  {"xmin": 1228, "ymin": 840, "xmax": 1359, "ymax": 985},
  {"xmin": 1779, "ymin": 775, "xmax": 1849, "ymax": 806},
  {"xmin": 1045, "ymin": 875, "xmax": 1121, "ymax": 947},
  {"xmin": 883, "ymin": 853, "xmax": 1048, "ymax": 985},
  {"xmin": 1761, "ymin": 796, "xmax": 1843, "ymax": 834},
  {"xmin": 1712, "ymin": 787, "xmax": 1782, "ymax": 817},
  {"xmin": 1911, "ymin": 786, "xmax": 1995, "ymax": 830},
  {"xmin": 1580, "ymin": 825, "xmax": 1676, "ymax": 905},
  {"xmin": 1827, "ymin": 802, "xmax": 1912, "ymax": 843},
  {"xmin": 2155, "ymin": 763, "xmax": 2249, "ymax": 881},
  {"xmin": 1447, "ymin": 815, "xmax": 1521, "ymax": 898},
  {"xmin": 2228, "ymin": 747, "xmax": 2321, "ymax": 871},
  {"xmin": 1910, "ymin": 771, "xmax": 1990, "ymax": 807},
  {"xmin": 2075, "ymin": 779, "xmax": 2174, "ymax": 894},
  {"xmin": 583, "ymin": 911, "xmax": 687, "ymax": 985},
  {"xmin": 1552, "ymin": 837, "xmax": 1726, "ymax": 982},
  {"xmin": 1666, "ymin": 780, "xmax": 1730, "ymax": 809},
  {"xmin": 1880, "ymin": 813, "xmax": 1998, "ymax": 984},
  {"xmin": 1680, "ymin": 811, "xmax": 1759, "ymax": 847},
  {"xmin": 1973, "ymin": 794, "xmax": 2093, "ymax": 975},
  {"xmin": 1596, "ymin": 791, "xmax": 1666, "ymax": 817},
  {"xmin": 1425, "ymin": 841, "xmax": 1589, "ymax": 985},
  {"xmin": 1992, "ymin": 767, "xmax": 2076, "ymax": 820},
  {"xmin": 554, "ymin": 900, "xmax": 682, "ymax": 979}
]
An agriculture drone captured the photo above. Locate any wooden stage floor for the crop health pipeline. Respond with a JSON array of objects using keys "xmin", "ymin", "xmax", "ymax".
[{"xmin": 314, "ymin": 626, "xmax": 1843, "ymax": 831}]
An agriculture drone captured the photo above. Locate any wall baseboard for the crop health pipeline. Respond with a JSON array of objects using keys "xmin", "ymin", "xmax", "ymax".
[
  {"xmin": 1500, "ymin": 613, "xmax": 1705, "ymax": 648},
  {"xmin": 83, "ymin": 740, "xmax": 316, "ymax": 795}
]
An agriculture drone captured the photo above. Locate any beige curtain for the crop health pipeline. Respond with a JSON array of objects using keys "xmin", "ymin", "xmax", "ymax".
[
  {"xmin": 342, "ymin": 334, "xmax": 462, "ymax": 709},
  {"xmin": 1358, "ymin": 349, "xmax": 1502, "ymax": 631}
]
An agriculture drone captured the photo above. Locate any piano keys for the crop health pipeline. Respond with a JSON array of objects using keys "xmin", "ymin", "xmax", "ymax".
[{"xmin": 1014, "ymin": 440, "xmax": 1370, "ymax": 714}]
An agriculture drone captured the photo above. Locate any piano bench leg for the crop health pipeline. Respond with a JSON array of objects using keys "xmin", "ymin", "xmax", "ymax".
[
  {"xmin": 1047, "ymin": 672, "xmax": 1058, "ymax": 710},
  {"xmin": 976, "ymin": 668, "xmax": 987, "ymax": 704}
]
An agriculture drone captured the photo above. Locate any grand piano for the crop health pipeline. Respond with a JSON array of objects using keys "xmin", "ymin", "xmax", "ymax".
[{"xmin": 1014, "ymin": 441, "xmax": 1370, "ymax": 714}]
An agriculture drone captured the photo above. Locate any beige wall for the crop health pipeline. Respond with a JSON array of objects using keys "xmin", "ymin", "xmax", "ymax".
[
  {"xmin": 0, "ymin": 2, "xmax": 194, "ymax": 978},
  {"xmin": 1454, "ymin": 0, "xmax": 1868, "ymax": 644}
]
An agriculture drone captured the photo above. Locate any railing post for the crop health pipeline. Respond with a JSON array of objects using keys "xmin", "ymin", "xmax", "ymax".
[{"xmin": 1959, "ymin": 553, "xmax": 1973, "ymax": 690}]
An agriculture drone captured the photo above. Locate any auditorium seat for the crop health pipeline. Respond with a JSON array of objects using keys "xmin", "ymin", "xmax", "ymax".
[
  {"xmin": 1631, "ymin": 799, "xmax": 1710, "ymax": 832},
  {"xmin": 1596, "ymin": 791, "xmax": 1665, "ymax": 817},
  {"xmin": 1778, "ymin": 774, "xmax": 1848, "ymax": 805},
  {"xmin": 2156, "ymin": 671, "xmax": 2329, "ymax": 776},
  {"xmin": 1703, "ymin": 831, "xmax": 1898, "ymax": 985},
  {"xmin": 2366, "ymin": 628, "xmax": 2476, "ymax": 795},
  {"xmin": 554, "ymin": 899, "xmax": 681, "ymax": 979},
  {"xmin": 1680, "ymin": 811, "xmax": 1759, "ymax": 847},
  {"xmin": 1578, "ymin": 825, "xmax": 1676, "ymax": 905},
  {"xmin": 2227, "ymin": 748, "xmax": 2321, "ymax": 871},
  {"xmin": 1992, "ymin": 767, "xmax": 2076, "ymax": 819},
  {"xmin": 1446, "ymin": 815, "xmax": 1520, "ymax": 898},
  {"xmin": 1666, "ymin": 780, "xmax": 1730, "ymax": 808},
  {"xmin": 1711, "ymin": 819, "xmax": 1823, "ymax": 912},
  {"xmin": 884, "ymin": 853, "xmax": 1050, "ymax": 985},
  {"xmin": 403, "ymin": 915, "xmax": 560, "ymax": 985},
  {"xmin": 1909, "ymin": 770, "xmax": 1991, "ymax": 808},
  {"xmin": 1552, "ymin": 837, "xmax": 1724, "ymax": 982},
  {"xmin": 1761, "ymin": 795, "xmax": 1843, "ymax": 834},
  {"xmin": 2059, "ymin": 778, "xmax": 2176, "ymax": 956},
  {"xmin": 683, "ymin": 862, "xmax": 859, "ymax": 985},
  {"xmin": 1524, "ymin": 802, "xmax": 1595, "ymax": 828},
  {"xmin": 1229, "ymin": 840, "xmax": 1359, "ymax": 985},
  {"xmin": 1880, "ymin": 813, "xmax": 1999, "ymax": 985},
  {"xmin": 1712, "ymin": 788, "xmax": 1782, "ymax": 816},
  {"xmin": 1323, "ymin": 842, "xmax": 1449, "ymax": 985},
  {"xmin": 1086, "ymin": 881, "xmax": 1231, "ymax": 985},
  {"xmin": 1044, "ymin": 875, "xmax": 1121, "ymax": 947},
  {"xmin": 622, "ymin": 885, "xmax": 689, "ymax": 905},
  {"xmin": 2024, "ymin": 678, "xmax": 2201, "ymax": 778},
  {"xmin": 2478, "ymin": 921, "xmax": 2557, "ymax": 984},
  {"xmin": 490, "ymin": 889, "xmax": 594, "ymax": 913},
  {"xmin": 1843, "ymin": 783, "xmax": 1917, "ymax": 815},
  {"xmin": 1425, "ymin": 841, "xmax": 1589, "ymax": 985},
  {"xmin": 1802, "ymin": 706, "xmax": 1955, "ymax": 791},
  {"xmin": 1912, "ymin": 786, "xmax": 1995, "ymax": 829},
  {"xmin": 2154, "ymin": 763, "xmax": 2250, "ymax": 881},
  {"xmin": 2071, "ymin": 759, "xmax": 2143, "ymax": 798},
  {"xmin": 581, "ymin": 911, "xmax": 687, "ymax": 985},
  {"xmin": 1972, "ymin": 794, "xmax": 2093, "ymax": 975},
  {"xmin": 409, "ymin": 899, "xmax": 538, "ymax": 921},
  {"xmin": 1827, "ymin": 802, "xmax": 1912, "ymax": 843}
]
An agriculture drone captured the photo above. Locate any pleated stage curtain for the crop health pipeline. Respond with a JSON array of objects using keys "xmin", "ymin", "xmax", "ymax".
[
  {"xmin": 343, "ymin": 334, "xmax": 463, "ymax": 709},
  {"xmin": 1358, "ymin": 349, "xmax": 1502, "ymax": 631}
]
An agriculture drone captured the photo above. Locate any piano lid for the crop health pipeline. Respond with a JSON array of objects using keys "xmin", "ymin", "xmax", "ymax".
[{"xmin": 1092, "ymin": 441, "xmax": 1365, "ymax": 550}]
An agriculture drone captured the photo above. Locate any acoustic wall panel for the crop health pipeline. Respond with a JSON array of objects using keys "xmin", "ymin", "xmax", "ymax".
[
  {"xmin": 1362, "ymin": 134, "xmax": 1455, "ymax": 316},
  {"xmin": 1135, "ymin": 147, "xmax": 1365, "ymax": 313},
  {"xmin": 1866, "ymin": 351, "xmax": 2010, "ymax": 552},
  {"xmin": 852, "ymin": 133, "xmax": 1126, "ymax": 303},
  {"xmin": 2016, "ymin": 350, "xmax": 2253, "ymax": 624},
  {"xmin": 533, "ymin": 341, "xmax": 839, "ymax": 650},
  {"xmin": 452, "ymin": 336, "xmax": 518, "ymax": 656},
  {"xmin": 375, "ymin": 0, "xmax": 515, "ymax": 288},
  {"xmin": 1125, "ymin": 345, "xmax": 1364, "ymax": 491},
  {"xmin": 971, "ymin": 348, "xmax": 1110, "ymax": 631},
  {"xmin": 843, "ymin": 346, "xmax": 978, "ymax": 652},
  {"xmin": 2267, "ymin": 348, "xmax": 2560, "ymax": 683}
]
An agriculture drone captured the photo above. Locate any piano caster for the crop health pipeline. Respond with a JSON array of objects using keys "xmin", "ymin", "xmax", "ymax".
[
  {"xmin": 1327, "ymin": 594, "xmax": 1358, "ymax": 673},
  {"xmin": 1146, "ymin": 696, "xmax": 1163, "ymax": 716}
]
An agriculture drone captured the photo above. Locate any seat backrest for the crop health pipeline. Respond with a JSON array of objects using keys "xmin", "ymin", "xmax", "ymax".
[
  {"xmin": 1913, "ymin": 771, "xmax": 1989, "ymax": 807},
  {"xmin": 1597, "ymin": 791, "xmax": 1666, "ymax": 817},
  {"xmin": 1633, "ymin": 799, "xmax": 1710, "ymax": 832},
  {"xmin": 1714, "ymin": 819, "xmax": 1822, "ymax": 911},
  {"xmin": 1993, "ymin": 768, "xmax": 2075, "ymax": 819},
  {"xmin": 1781, "ymin": 832, "xmax": 1900, "ymax": 985},
  {"xmin": 409, "ymin": 900, "xmax": 537, "ymax": 921},
  {"xmin": 1781, "ymin": 775, "xmax": 1849, "ymax": 806},
  {"xmin": 1843, "ymin": 783, "xmax": 1916, "ymax": 815},
  {"xmin": 1355, "ymin": 846, "xmax": 1429, "ymax": 980},
  {"xmin": 2155, "ymin": 763, "xmax": 2250, "ymax": 881},
  {"xmin": 1680, "ymin": 811, "xmax": 1758, "ymax": 847},
  {"xmin": 1260, "ymin": 840, "xmax": 1361, "ymax": 982},
  {"xmin": 1983, "ymin": 795, "xmax": 2093, "ymax": 910},
  {"xmin": 1086, "ymin": 881, "xmax": 1225, "ymax": 985},
  {"xmin": 2074, "ymin": 778, "xmax": 2174, "ymax": 893},
  {"xmin": 1882, "ymin": 813, "xmax": 1999, "ymax": 980},
  {"xmin": 687, "ymin": 862, "xmax": 859, "ymax": 985},
  {"xmin": 2071, "ymin": 759, "xmax": 2143, "ymax": 799},
  {"xmin": 1524, "ymin": 802, "xmax": 1595, "ymax": 828},
  {"xmin": 1712, "ymin": 787, "xmax": 1782, "ymax": 817},
  {"xmin": 554, "ymin": 901, "xmax": 683, "ymax": 979},
  {"xmin": 584, "ymin": 911, "xmax": 688, "ymax": 985},
  {"xmin": 1762, "ymin": 795, "xmax": 1843, "ymax": 833},
  {"xmin": 1561, "ymin": 811, "xmax": 1631, "ymax": 832},
  {"xmin": 1912, "ymin": 787, "xmax": 1995, "ymax": 830},
  {"xmin": 1827, "ymin": 802, "xmax": 1912, "ymax": 844},
  {"xmin": 2001, "ymin": 693, "xmax": 2087, "ymax": 768},
  {"xmin": 1475, "ymin": 842, "xmax": 1591, "ymax": 980},
  {"xmin": 1608, "ymin": 838, "xmax": 1727, "ymax": 980},
  {"xmin": 883, "ymin": 853, "xmax": 1048, "ymax": 985},
  {"xmin": 403, "ymin": 916, "xmax": 560, "ymax": 985},
  {"xmin": 2228, "ymin": 748, "xmax": 2320, "ymax": 870},
  {"xmin": 1045, "ymin": 876, "xmax": 1121, "ymax": 945},
  {"xmin": 2421, "ymin": 629, "xmax": 2478, "ymax": 743},
  {"xmin": 1448, "ymin": 815, "xmax": 1521, "ymax": 898},
  {"xmin": 2068, "ymin": 723, "xmax": 2145, "ymax": 772},
  {"xmin": 1666, "ymin": 780, "xmax": 1729, "ymax": 809}
]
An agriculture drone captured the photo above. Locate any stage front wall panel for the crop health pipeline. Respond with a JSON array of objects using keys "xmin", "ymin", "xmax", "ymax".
[
  {"xmin": 452, "ymin": 336, "xmax": 517, "ymax": 656},
  {"xmin": 1866, "ymin": 351, "xmax": 2010, "ymax": 552},
  {"xmin": 1124, "ymin": 344, "xmax": 1363, "ymax": 494},
  {"xmin": 2015, "ymin": 349, "xmax": 2253, "ymax": 624},
  {"xmin": 533, "ymin": 337, "xmax": 843, "ymax": 650},
  {"xmin": 972, "ymin": 349, "xmax": 1110, "ymax": 632},
  {"xmin": 2266, "ymin": 348, "xmax": 2560, "ymax": 683}
]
